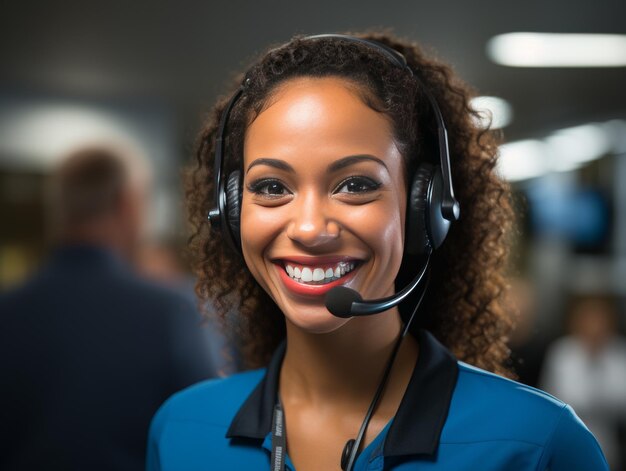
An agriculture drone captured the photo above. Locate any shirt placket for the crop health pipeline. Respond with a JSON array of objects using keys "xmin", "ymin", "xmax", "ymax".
[{"xmin": 356, "ymin": 435, "xmax": 385, "ymax": 471}]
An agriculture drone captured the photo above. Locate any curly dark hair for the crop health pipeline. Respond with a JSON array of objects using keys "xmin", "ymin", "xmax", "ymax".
[{"xmin": 186, "ymin": 31, "xmax": 515, "ymax": 377}]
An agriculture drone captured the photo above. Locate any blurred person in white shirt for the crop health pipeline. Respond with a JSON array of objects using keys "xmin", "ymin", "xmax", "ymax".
[{"xmin": 541, "ymin": 294, "xmax": 626, "ymax": 471}]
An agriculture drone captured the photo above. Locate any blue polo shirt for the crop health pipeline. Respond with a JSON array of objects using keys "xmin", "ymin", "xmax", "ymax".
[{"xmin": 147, "ymin": 330, "xmax": 608, "ymax": 470}]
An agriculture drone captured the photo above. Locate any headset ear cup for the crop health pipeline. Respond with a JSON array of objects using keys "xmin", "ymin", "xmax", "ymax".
[
  {"xmin": 406, "ymin": 164, "xmax": 433, "ymax": 256},
  {"xmin": 405, "ymin": 163, "xmax": 450, "ymax": 256},
  {"xmin": 226, "ymin": 170, "xmax": 242, "ymax": 249}
]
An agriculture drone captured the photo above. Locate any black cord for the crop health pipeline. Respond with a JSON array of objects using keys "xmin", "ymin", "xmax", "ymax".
[{"xmin": 341, "ymin": 270, "xmax": 430, "ymax": 471}]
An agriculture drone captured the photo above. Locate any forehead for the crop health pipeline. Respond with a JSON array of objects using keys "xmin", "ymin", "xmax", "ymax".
[{"xmin": 243, "ymin": 77, "xmax": 402, "ymax": 169}]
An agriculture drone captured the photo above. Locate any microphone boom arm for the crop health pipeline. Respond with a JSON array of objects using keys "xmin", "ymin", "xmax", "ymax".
[{"xmin": 325, "ymin": 251, "xmax": 432, "ymax": 317}]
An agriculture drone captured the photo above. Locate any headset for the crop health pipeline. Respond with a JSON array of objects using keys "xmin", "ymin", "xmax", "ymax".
[
  {"xmin": 208, "ymin": 34, "xmax": 459, "ymax": 259},
  {"xmin": 206, "ymin": 34, "xmax": 461, "ymax": 471}
]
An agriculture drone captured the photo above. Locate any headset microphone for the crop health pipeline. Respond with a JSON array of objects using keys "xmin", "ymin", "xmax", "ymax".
[{"xmin": 325, "ymin": 252, "xmax": 432, "ymax": 318}]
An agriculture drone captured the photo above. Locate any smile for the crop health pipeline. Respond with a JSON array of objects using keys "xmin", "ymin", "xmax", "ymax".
[
  {"xmin": 272, "ymin": 256, "xmax": 362, "ymax": 297},
  {"xmin": 284, "ymin": 261, "xmax": 356, "ymax": 285}
]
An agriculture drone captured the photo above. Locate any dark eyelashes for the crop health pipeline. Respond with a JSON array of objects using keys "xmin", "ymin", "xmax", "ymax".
[
  {"xmin": 246, "ymin": 178, "xmax": 289, "ymax": 196},
  {"xmin": 246, "ymin": 175, "xmax": 382, "ymax": 197},
  {"xmin": 246, "ymin": 178, "xmax": 273, "ymax": 193},
  {"xmin": 333, "ymin": 176, "xmax": 382, "ymax": 193}
]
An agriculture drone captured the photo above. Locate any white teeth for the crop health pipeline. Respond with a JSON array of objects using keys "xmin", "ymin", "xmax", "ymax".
[
  {"xmin": 284, "ymin": 261, "xmax": 358, "ymax": 284},
  {"xmin": 312, "ymin": 268, "xmax": 325, "ymax": 281}
]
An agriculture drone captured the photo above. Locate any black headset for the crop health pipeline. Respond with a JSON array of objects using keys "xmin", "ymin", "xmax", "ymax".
[{"xmin": 208, "ymin": 33, "xmax": 460, "ymax": 263}]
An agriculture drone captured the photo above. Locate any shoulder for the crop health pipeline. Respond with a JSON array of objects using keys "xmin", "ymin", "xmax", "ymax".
[
  {"xmin": 0, "ymin": 269, "xmax": 52, "ymax": 324},
  {"xmin": 0, "ymin": 268, "xmax": 47, "ymax": 305},
  {"xmin": 150, "ymin": 369, "xmax": 265, "ymax": 434},
  {"xmin": 122, "ymin": 276, "xmax": 196, "ymax": 311},
  {"xmin": 450, "ymin": 360, "xmax": 571, "ymax": 440},
  {"xmin": 91, "ymin": 267, "xmax": 200, "ymax": 323},
  {"xmin": 0, "ymin": 258, "xmax": 190, "ymax": 311},
  {"xmin": 455, "ymin": 360, "xmax": 566, "ymax": 412},
  {"xmin": 442, "ymin": 361, "xmax": 607, "ymax": 470},
  {"xmin": 147, "ymin": 369, "xmax": 270, "ymax": 470}
]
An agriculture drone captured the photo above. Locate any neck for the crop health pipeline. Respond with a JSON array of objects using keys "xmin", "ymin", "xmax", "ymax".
[
  {"xmin": 58, "ymin": 220, "xmax": 134, "ymax": 261},
  {"xmin": 280, "ymin": 308, "xmax": 418, "ymax": 410}
]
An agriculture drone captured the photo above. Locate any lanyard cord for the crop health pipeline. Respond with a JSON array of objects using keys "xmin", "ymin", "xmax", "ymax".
[
  {"xmin": 271, "ymin": 399, "xmax": 287, "ymax": 471},
  {"xmin": 270, "ymin": 271, "xmax": 430, "ymax": 471}
]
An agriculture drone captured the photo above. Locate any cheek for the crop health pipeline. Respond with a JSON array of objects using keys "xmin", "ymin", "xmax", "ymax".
[
  {"xmin": 382, "ymin": 220, "xmax": 405, "ymax": 266},
  {"xmin": 347, "ymin": 195, "xmax": 406, "ymax": 260},
  {"xmin": 239, "ymin": 202, "xmax": 284, "ymax": 282},
  {"xmin": 376, "ymin": 209, "xmax": 405, "ymax": 267},
  {"xmin": 371, "ymin": 200, "xmax": 406, "ymax": 292}
]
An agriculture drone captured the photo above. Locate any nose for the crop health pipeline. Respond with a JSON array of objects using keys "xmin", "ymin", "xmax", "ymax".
[{"xmin": 286, "ymin": 191, "xmax": 340, "ymax": 248}]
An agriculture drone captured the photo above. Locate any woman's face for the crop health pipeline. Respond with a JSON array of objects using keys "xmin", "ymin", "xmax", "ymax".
[{"xmin": 241, "ymin": 77, "xmax": 407, "ymax": 333}]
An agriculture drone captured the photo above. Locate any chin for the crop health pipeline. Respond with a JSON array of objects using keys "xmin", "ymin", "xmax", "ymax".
[{"xmin": 283, "ymin": 303, "xmax": 351, "ymax": 334}]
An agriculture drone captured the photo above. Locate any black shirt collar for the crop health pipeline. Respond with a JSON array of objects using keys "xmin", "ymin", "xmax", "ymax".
[
  {"xmin": 226, "ymin": 340, "xmax": 286, "ymax": 440},
  {"xmin": 226, "ymin": 329, "xmax": 458, "ymax": 458}
]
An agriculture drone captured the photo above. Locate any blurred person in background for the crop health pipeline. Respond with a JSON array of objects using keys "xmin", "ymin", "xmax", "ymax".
[
  {"xmin": 507, "ymin": 276, "xmax": 553, "ymax": 387},
  {"xmin": 135, "ymin": 239, "xmax": 242, "ymax": 376},
  {"xmin": 540, "ymin": 294, "xmax": 626, "ymax": 471},
  {"xmin": 0, "ymin": 145, "xmax": 215, "ymax": 471}
]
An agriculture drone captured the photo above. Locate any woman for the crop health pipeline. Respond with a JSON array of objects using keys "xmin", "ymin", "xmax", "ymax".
[{"xmin": 147, "ymin": 33, "xmax": 608, "ymax": 470}]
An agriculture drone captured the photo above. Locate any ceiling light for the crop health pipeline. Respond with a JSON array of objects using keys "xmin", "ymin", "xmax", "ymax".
[
  {"xmin": 497, "ymin": 140, "xmax": 547, "ymax": 181},
  {"xmin": 0, "ymin": 102, "xmax": 143, "ymax": 170},
  {"xmin": 603, "ymin": 119, "xmax": 626, "ymax": 154},
  {"xmin": 487, "ymin": 33, "xmax": 626, "ymax": 67},
  {"xmin": 498, "ymin": 121, "xmax": 615, "ymax": 182},
  {"xmin": 546, "ymin": 124, "xmax": 611, "ymax": 171},
  {"xmin": 470, "ymin": 96, "xmax": 513, "ymax": 129}
]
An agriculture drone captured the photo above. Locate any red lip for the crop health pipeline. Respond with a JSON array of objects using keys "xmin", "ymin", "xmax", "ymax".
[{"xmin": 274, "ymin": 263, "xmax": 359, "ymax": 297}]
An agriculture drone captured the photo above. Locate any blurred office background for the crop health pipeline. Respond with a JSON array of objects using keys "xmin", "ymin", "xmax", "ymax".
[{"xmin": 1, "ymin": 0, "xmax": 625, "ymax": 467}]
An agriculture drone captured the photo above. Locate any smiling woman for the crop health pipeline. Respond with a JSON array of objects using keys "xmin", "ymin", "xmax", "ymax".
[{"xmin": 147, "ymin": 33, "xmax": 609, "ymax": 471}]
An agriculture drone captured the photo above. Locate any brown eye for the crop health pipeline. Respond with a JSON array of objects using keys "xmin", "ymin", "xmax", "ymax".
[
  {"xmin": 334, "ymin": 176, "xmax": 381, "ymax": 194},
  {"xmin": 247, "ymin": 179, "xmax": 291, "ymax": 198},
  {"xmin": 262, "ymin": 182, "xmax": 286, "ymax": 195}
]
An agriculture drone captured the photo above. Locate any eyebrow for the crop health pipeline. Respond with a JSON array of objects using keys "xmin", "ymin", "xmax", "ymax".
[
  {"xmin": 246, "ymin": 158, "xmax": 295, "ymax": 174},
  {"xmin": 327, "ymin": 154, "xmax": 388, "ymax": 172},
  {"xmin": 245, "ymin": 154, "xmax": 388, "ymax": 175}
]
